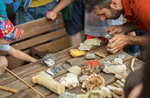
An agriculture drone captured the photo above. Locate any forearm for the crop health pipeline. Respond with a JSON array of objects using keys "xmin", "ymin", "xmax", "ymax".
[
  {"xmin": 52, "ymin": 0, "xmax": 74, "ymax": 13},
  {"xmin": 127, "ymin": 36, "xmax": 148, "ymax": 46},
  {"xmin": 122, "ymin": 22, "xmax": 137, "ymax": 33},
  {"xmin": 8, "ymin": 47, "xmax": 37, "ymax": 62}
]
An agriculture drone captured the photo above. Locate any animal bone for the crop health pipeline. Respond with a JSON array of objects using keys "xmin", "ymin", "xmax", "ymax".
[
  {"xmin": 121, "ymin": 79, "xmax": 125, "ymax": 83},
  {"xmin": 60, "ymin": 73, "xmax": 79, "ymax": 89},
  {"xmin": 131, "ymin": 58, "xmax": 136, "ymax": 71},
  {"xmin": 107, "ymin": 85, "xmax": 123, "ymax": 91},
  {"xmin": 32, "ymin": 71, "xmax": 65, "ymax": 95},
  {"xmin": 82, "ymin": 73, "xmax": 105, "ymax": 90},
  {"xmin": 116, "ymin": 80, "xmax": 124, "ymax": 87},
  {"xmin": 98, "ymin": 86, "xmax": 112, "ymax": 98}
]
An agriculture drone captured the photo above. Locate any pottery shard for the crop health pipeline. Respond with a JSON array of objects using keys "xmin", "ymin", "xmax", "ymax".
[
  {"xmin": 78, "ymin": 43, "xmax": 93, "ymax": 51},
  {"xmin": 85, "ymin": 53, "xmax": 96, "ymax": 59},
  {"xmin": 67, "ymin": 66, "xmax": 81, "ymax": 75},
  {"xmin": 84, "ymin": 38, "xmax": 101, "ymax": 46}
]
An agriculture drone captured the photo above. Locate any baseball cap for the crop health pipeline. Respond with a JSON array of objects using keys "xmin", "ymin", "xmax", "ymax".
[{"xmin": 0, "ymin": 15, "xmax": 23, "ymax": 41}]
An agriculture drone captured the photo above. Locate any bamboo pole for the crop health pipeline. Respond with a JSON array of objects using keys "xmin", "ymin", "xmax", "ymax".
[
  {"xmin": 1, "ymin": 66, "xmax": 46, "ymax": 98},
  {"xmin": 0, "ymin": 85, "xmax": 19, "ymax": 93}
]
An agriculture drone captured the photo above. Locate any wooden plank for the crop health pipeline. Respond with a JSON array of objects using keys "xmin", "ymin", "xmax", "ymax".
[
  {"xmin": 12, "ymin": 28, "xmax": 67, "ymax": 50},
  {"xmin": 12, "ymin": 14, "xmax": 64, "ymax": 42},
  {"xmin": 7, "ymin": 36, "xmax": 69, "ymax": 69}
]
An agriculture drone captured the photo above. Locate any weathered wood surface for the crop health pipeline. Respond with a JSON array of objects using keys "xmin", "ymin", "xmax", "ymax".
[{"xmin": 0, "ymin": 45, "xmax": 144, "ymax": 98}]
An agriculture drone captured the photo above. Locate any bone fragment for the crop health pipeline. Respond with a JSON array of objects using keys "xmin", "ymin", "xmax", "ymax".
[
  {"xmin": 116, "ymin": 80, "xmax": 124, "ymax": 87},
  {"xmin": 131, "ymin": 58, "xmax": 136, "ymax": 71},
  {"xmin": 32, "ymin": 71, "xmax": 65, "ymax": 95}
]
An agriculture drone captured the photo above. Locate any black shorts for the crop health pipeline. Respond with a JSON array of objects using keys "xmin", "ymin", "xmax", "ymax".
[{"xmin": 64, "ymin": 0, "xmax": 84, "ymax": 35}]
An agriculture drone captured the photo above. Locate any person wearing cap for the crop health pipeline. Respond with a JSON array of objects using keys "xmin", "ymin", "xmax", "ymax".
[
  {"xmin": 0, "ymin": 15, "xmax": 37, "ymax": 75},
  {"xmin": 83, "ymin": 0, "xmax": 150, "ymax": 53}
]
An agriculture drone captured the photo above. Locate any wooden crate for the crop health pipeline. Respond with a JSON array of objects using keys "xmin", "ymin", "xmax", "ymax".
[{"xmin": 1, "ymin": 13, "xmax": 69, "ymax": 69}]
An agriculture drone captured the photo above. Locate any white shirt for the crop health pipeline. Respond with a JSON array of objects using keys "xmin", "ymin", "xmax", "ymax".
[{"xmin": 0, "ymin": 44, "xmax": 11, "ymax": 51}]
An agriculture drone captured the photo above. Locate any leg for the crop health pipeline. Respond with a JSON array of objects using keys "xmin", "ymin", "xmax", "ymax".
[
  {"xmin": 0, "ymin": 56, "xmax": 8, "ymax": 75},
  {"xmin": 69, "ymin": 31, "xmax": 82, "ymax": 46}
]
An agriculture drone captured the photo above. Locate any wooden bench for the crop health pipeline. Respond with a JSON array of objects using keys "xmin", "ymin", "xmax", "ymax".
[{"xmin": 3, "ymin": 13, "xmax": 69, "ymax": 69}]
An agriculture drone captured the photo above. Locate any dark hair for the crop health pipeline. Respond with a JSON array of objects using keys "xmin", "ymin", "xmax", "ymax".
[
  {"xmin": 124, "ymin": 70, "xmax": 143, "ymax": 98},
  {"xmin": 82, "ymin": 0, "xmax": 111, "ymax": 12}
]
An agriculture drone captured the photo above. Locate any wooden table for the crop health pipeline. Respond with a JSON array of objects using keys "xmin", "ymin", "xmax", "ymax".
[{"xmin": 0, "ymin": 45, "xmax": 144, "ymax": 98}]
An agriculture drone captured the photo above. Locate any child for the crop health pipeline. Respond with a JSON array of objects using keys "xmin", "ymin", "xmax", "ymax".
[{"xmin": 0, "ymin": 15, "xmax": 37, "ymax": 75}]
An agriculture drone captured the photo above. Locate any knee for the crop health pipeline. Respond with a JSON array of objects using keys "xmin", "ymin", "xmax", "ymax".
[{"xmin": 0, "ymin": 56, "xmax": 8, "ymax": 67}]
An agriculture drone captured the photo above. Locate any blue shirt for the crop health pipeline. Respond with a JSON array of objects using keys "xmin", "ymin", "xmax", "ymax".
[{"xmin": 0, "ymin": 0, "xmax": 8, "ymax": 17}]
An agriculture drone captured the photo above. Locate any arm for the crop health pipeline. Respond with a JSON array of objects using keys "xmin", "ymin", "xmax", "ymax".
[
  {"xmin": 107, "ymin": 34, "xmax": 148, "ymax": 53},
  {"xmin": 105, "ymin": 22, "xmax": 137, "ymax": 35},
  {"xmin": 7, "ymin": 47, "xmax": 37, "ymax": 62},
  {"xmin": 46, "ymin": 0, "xmax": 74, "ymax": 20}
]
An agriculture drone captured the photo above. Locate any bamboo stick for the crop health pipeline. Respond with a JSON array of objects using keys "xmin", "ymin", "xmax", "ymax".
[
  {"xmin": 1, "ymin": 66, "xmax": 46, "ymax": 98},
  {"xmin": 0, "ymin": 85, "xmax": 19, "ymax": 93}
]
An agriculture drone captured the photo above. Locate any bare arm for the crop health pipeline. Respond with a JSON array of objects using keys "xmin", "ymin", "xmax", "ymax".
[
  {"xmin": 105, "ymin": 22, "xmax": 137, "ymax": 35},
  {"xmin": 7, "ymin": 47, "xmax": 37, "ymax": 62},
  {"xmin": 127, "ymin": 35, "xmax": 148, "ymax": 46},
  {"xmin": 46, "ymin": 0, "xmax": 74, "ymax": 20},
  {"xmin": 52, "ymin": 0, "xmax": 74, "ymax": 13}
]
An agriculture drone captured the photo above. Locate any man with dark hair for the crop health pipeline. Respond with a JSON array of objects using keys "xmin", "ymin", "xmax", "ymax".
[{"xmin": 83, "ymin": 0, "xmax": 150, "ymax": 53}]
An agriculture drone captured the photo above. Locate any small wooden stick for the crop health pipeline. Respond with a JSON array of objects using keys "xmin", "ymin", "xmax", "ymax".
[
  {"xmin": 0, "ymin": 85, "xmax": 19, "ymax": 93},
  {"xmin": 2, "ymin": 66, "xmax": 46, "ymax": 98}
]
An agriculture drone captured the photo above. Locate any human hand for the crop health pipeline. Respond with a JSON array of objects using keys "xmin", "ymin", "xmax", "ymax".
[
  {"xmin": 46, "ymin": 11, "xmax": 57, "ymax": 20},
  {"xmin": 107, "ymin": 34, "xmax": 129, "ymax": 53},
  {"xmin": 105, "ymin": 25, "xmax": 125, "ymax": 35}
]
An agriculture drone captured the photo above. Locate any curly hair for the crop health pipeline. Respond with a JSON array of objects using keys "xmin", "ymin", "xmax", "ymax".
[{"xmin": 83, "ymin": 0, "xmax": 111, "ymax": 12}]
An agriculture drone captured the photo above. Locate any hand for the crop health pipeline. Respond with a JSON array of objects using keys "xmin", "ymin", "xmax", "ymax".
[
  {"xmin": 107, "ymin": 34, "xmax": 129, "ymax": 53},
  {"xmin": 105, "ymin": 25, "xmax": 125, "ymax": 35},
  {"xmin": 46, "ymin": 11, "xmax": 57, "ymax": 20}
]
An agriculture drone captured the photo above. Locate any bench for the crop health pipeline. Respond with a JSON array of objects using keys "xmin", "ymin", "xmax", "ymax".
[{"xmin": 2, "ymin": 13, "xmax": 69, "ymax": 69}]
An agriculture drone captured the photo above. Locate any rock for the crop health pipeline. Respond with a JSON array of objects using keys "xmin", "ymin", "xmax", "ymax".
[
  {"xmin": 85, "ymin": 53, "xmax": 96, "ymax": 60},
  {"xmin": 68, "ymin": 66, "xmax": 81, "ymax": 75},
  {"xmin": 59, "ymin": 92, "xmax": 76, "ymax": 98},
  {"xmin": 60, "ymin": 73, "xmax": 79, "ymax": 89},
  {"xmin": 78, "ymin": 43, "xmax": 92, "ymax": 51},
  {"xmin": 114, "ymin": 58, "xmax": 123, "ymax": 64},
  {"xmin": 79, "ymin": 75, "xmax": 89, "ymax": 83},
  {"xmin": 84, "ymin": 38, "xmax": 101, "ymax": 46}
]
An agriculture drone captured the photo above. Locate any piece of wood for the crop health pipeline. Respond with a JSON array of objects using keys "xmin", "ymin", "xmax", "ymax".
[
  {"xmin": 7, "ymin": 36, "xmax": 69, "ymax": 69},
  {"xmin": 0, "ymin": 85, "xmax": 19, "ymax": 93},
  {"xmin": 13, "ymin": 14, "xmax": 64, "ymax": 42},
  {"xmin": 12, "ymin": 28, "xmax": 67, "ymax": 50},
  {"xmin": 2, "ymin": 66, "xmax": 46, "ymax": 98}
]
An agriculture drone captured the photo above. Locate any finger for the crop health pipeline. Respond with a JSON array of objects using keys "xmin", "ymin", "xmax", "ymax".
[
  {"xmin": 109, "ymin": 37, "xmax": 120, "ymax": 48},
  {"xmin": 109, "ymin": 36, "xmax": 119, "ymax": 43},
  {"xmin": 109, "ymin": 28, "xmax": 119, "ymax": 35},
  {"xmin": 107, "ymin": 45, "xmax": 119, "ymax": 53}
]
